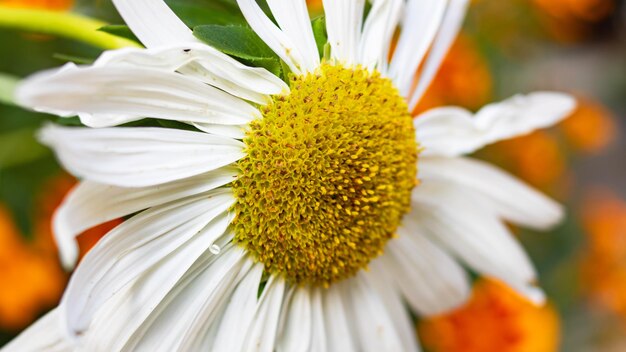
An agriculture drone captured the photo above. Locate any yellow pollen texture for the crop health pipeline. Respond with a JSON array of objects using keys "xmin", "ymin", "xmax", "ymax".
[{"xmin": 232, "ymin": 64, "xmax": 418, "ymax": 286}]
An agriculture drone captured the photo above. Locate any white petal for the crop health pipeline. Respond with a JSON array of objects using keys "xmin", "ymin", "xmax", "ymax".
[
  {"xmin": 409, "ymin": 0, "xmax": 470, "ymax": 109},
  {"xmin": 277, "ymin": 287, "xmax": 312, "ymax": 352},
  {"xmin": 242, "ymin": 276, "xmax": 287, "ymax": 352},
  {"xmin": 385, "ymin": 229, "xmax": 470, "ymax": 316},
  {"xmin": 39, "ymin": 125, "xmax": 244, "ymax": 188},
  {"xmin": 322, "ymin": 285, "xmax": 357, "ymax": 351},
  {"xmin": 359, "ymin": 0, "xmax": 403, "ymax": 71},
  {"xmin": 96, "ymin": 44, "xmax": 288, "ymax": 105},
  {"xmin": 194, "ymin": 123, "xmax": 247, "ymax": 139},
  {"xmin": 79, "ymin": 224, "xmax": 235, "ymax": 351},
  {"xmin": 340, "ymin": 275, "xmax": 406, "ymax": 352},
  {"xmin": 420, "ymin": 156, "xmax": 564, "ymax": 229},
  {"xmin": 389, "ymin": 0, "xmax": 447, "ymax": 96},
  {"xmin": 18, "ymin": 64, "xmax": 259, "ymax": 128},
  {"xmin": 415, "ymin": 92, "xmax": 577, "ymax": 157},
  {"xmin": 211, "ymin": 262, "xmax": 264, "ymax": 352},
  {"xmin": 309, "ymin": 288, "xmax": 328, "ymax": 352},
  {"xmin": 365, "ymin": 263, "xmax": 422, "ymax": 352},
  {"xmin": 111, "ymin": 0, "xmax": 200, "ymax": 47},
  {"xmin": 236, "ymin": 0, "xmax": 308, "ymax": 75},
  {"xmin": 2, "ymin": 309, "xmax": 71, "ymax": 352},
  {"xmin": 411, "ymin": 181, "xmax": 543, "ymax": 303},
  {"xmin": 266, "ymin": 0, "xmax": 320, "ymax": 72},
  {"xmin": 60, "ymin": 191, "xmax": 234, "ymax": 337},
  {"xmin": 178, "ymin": 255, "xmax": 253, "ymax": 351},
  {"xmin": 125, "ymin": 247, "xmax": 249, "ymax": 351},
  {"xmin": 53, "ymin": 167, "xmax": 237, "ymax": 269},
  {"xmin": 322, "ymin": 0, "xmax": 365, "ymax": 65}
]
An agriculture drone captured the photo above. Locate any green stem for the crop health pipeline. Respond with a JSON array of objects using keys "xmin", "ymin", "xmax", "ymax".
[
  {"xmin": 0, "ymin": 6, "xmax": 141, "ymax": 50},
  {"xmin": 0, "ymin": 73, "xmax": 18, "ymax": 106}
]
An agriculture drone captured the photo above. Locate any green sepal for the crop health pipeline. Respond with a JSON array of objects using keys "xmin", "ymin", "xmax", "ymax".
[{"xmin": 311, "ymin": 16, "xmax": 327, "ymax": 59}]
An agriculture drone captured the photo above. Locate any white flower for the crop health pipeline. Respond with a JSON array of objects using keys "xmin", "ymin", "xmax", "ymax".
[{"xmin": 5, "ymin": 0, "xmax": 575, "ymax": 351}]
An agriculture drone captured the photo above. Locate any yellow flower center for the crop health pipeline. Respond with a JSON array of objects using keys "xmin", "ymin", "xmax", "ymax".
[{"xmin": 232, "ymin": 64, "xmax": 418, "ymax": 286}]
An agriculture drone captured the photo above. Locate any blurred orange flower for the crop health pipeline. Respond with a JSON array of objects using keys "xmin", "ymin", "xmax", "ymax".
[
  {"xmin": 532, "ymin": 0, "xmax": 615, "ymax": 23},
  {"xmin": 0, "ymin": 205, "xmax": 65, "ymax": 331},
  {"xmin": 414, "ymin": 35, "xmax": 493, "ymax": 114},
  {"xmin": 0, "ymin": 0, "xmax": 74, "ymax": 10},
  {"xmin": 0, "ymin": 174, "xmax": 118, "ymax": 331},
  {"xmin": 531, "ymin": 0, "xmax": 616, "ymax": 42},
  {"xmin": 418, "ymin": 278, "xmax": 560, "ymax": 352},
  {"xmin": 579, "ymin": 191, "xmax": 626, "ymax": 320},
  {"xmin": 560, "ymin": 97, "xmax": 616, "ymax": 154}
]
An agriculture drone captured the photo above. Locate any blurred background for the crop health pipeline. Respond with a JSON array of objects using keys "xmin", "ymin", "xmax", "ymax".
[{"xmin": 0, "ymin": 0, "xmax": 624, "ymax": 350}]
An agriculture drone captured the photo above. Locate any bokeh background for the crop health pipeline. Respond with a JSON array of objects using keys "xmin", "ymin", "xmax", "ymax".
[{"xmin": 0, "ymin": 0, "xmax": 624, "ymax": 350}]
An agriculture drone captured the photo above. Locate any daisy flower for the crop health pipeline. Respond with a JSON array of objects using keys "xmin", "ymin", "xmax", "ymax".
[{"xmin": 6, "ymin": 0, "xmax": 575, "ymax": 351}]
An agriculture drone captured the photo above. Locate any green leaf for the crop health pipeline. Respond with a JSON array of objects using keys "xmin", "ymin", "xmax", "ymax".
[
  {"xmin": 194, "ymin": 24, "xmax": 288, "ymax": 80},
  {"xmin": 194, "ymin": 24, "xmax": 277, "ymax": 60},
  {"xmin": 311, "ymin": 16, "xmax": 327, "ymax": 59},
  {"xmin": 0, "ymin": 128, "xmax": 49, "ymax": 169},
  {"xmin": 241, "ymin": 57, "xmax": 283, "ymax": 78},
  {"xmin": 165, "ymin": 0, "xmax": 246, "ymax": 27},
  {"xmin": 98, "ymin": 25, "xmax": 141, "ymax": 44},
  {"xmin": 0, "ymin": 73, "xmax": 18, "ymax": 106}
]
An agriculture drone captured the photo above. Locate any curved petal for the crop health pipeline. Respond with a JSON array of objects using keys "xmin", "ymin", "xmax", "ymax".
[
  {"xmin": 266, "ymin": 0, "xmax": 320, "ymax": 72},
  {"xmin": 276, "ymin": 287, "xmax": 312, "ymax": 352},
  {"xmin": 39, "ymin": 125, "xmax": 244, "ymax": 188},
  {"xmin": 309, "ymin": 288, "xmax": 328, "ymax": 352},
  {"xmin": 388, "ymin": 0, "xmax": 447, "ymax": 96},
  {"xmin": 359, "ymin": 0, "xmax": 403, "ymax": 71},
  {"xmin": 322, "ymin": 285, "xmax": 357, "ymax": 351},
  {"xmin": 409, "ymin": 0, "xmax": 470, "ymax": 109},
  {"xmin": 211, "ymin": 262, "xmax": 264, "ymax": 351},
  {"xmin": 385, "ymin": 228, "xmax": 470, "ymax": 316},
  {"xmin": 411, "ymin": 181, "xmax": 544, "ymax": 303},
  {"xmin": 123, "ymin": 247, "xmax": 249, "ymax": 351},
  {"xmin": 194, "ymin": 123, "xmax": 247, "ymax": 139},
  {"xmin": 17, "ymin": 64, "xmax": 259, "ymax": 128},
  {"xmin": 420, "ymin": 156, "xmax": 564, "ymax": 229},
  {"xmin": 340, "ymin": 275, "xmax": 406, "ymax": 352},
  {"xmin": 96, "ymin": 44, "xmax": 288, "ymax": 104},
  {"xmin": 415, "ymin": 92, "xmax": 577, "ymax": 157},
  {"xmin": 79, "ymin": 224, "xmax": 235, "ymax": 351},
  {"xmin": 178, "ymin": 255, "xmax": 253, "ymax": 351},
  {"xmin": 112, "ymin": 0, "xmax": 200, "ymax": 47},
  {"xmin": 241, "ymin": 276, "xmax": 287, "ymax": 352},
  {"xmin": 60, "ymin": 190, "xmax": 234, "ymax": 337},
  {"xmin": 53, "ymin": 167, "xmax": 237, "ymax": 269},
  {"xmin": 366, "ymin": 263, "xmax": 422, "ymax": 352},
  {"xmin": 2, "ymin": 309, "xmax": 71, "ymax": 352},
  {"xmin": 322, "ymin": 0, "xmax": 365, "ymax": 66},
  {"xmin": 236, "ymin": 0, "xmax": 309, "ymax": 75}
]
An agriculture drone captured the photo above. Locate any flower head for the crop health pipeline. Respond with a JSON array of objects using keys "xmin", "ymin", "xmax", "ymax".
[{"xmin": 6, "ymin": 0, "xmax": 575, "ymax": 351}]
